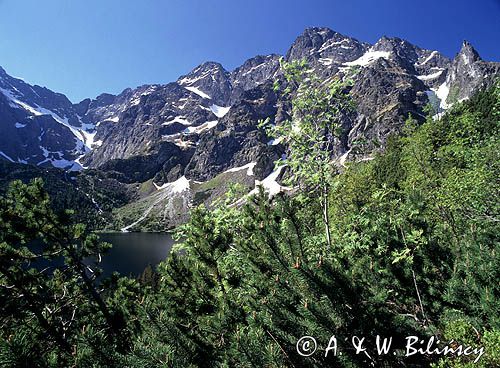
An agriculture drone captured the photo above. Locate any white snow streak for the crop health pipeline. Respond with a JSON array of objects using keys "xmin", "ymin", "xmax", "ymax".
[
  {"xmin": 153, "ymin": 175, "xmax": 190, "ymax": 193},
  {"xmin": 417, "ymin": 70, "xmax": 444, "ymax": 81},
  {"xmin": 250, "ymin": 166, "xmax": 290, "ymax": 197},
  {"xmin": 267, "ymin": 137, "xmax": 283, "ymax": 146},
  {"xmin": 224, "ymin": 162, "xmax": 256, "ymax": 176},
  {"xmin": 162, "ymin": 116, "xmax": 191, "ymax": 126},
  {"xmin": 0, "ymin": 151, "xmax": 14, "ymax": 162},
  {"xmin": 433, "ymin": 82, "xmax": 450, "ymax": 109},
  {"xmin": 209, "ymin": 104, "xmax": 230, "ymax": 118},
  {"xmin": 344, "ymin": 50, "xmax": 391, "ymax": 67},
  {"xmin": 184, "ymin": 86, "xmax": 211, "ymax": 99},
  {"xmin": 318, "ymin": 39, "xmax": 350, "ymax": 53},
  {"xmin": 184, "ymin": 120, "xmax": 218, "ymax": 134},
  {"xmin": 318, "ymin": 58, "xmax": 334, "ymax": 66},
  {"xmin": 416, "ymin": 51, "xmax": 438, "ymax": 66}
]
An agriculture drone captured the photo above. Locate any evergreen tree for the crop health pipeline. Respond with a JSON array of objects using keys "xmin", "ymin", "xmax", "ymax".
[{"xmin": 0, "ymin": 178, "xmax": 139, "ymax": 367}]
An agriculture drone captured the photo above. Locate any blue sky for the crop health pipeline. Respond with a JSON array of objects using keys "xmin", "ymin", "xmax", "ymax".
[{"xmin": 0, "ymin": 0, "xmax": 498, "ymax": 102}]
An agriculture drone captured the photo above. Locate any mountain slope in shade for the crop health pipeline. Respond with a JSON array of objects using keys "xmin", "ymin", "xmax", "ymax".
[{"xmin": 0, "ymin": 67, "xmax": 98, "ymax": 170}]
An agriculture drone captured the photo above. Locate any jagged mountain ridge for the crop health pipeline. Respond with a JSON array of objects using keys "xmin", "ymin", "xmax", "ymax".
[
  {"xmin": 1, "ymin": 27, "xmax": 498, "ymax": 191},
  {"xmin": 78, "ymin": 31, "xmax": 495, "ymax": 182}
]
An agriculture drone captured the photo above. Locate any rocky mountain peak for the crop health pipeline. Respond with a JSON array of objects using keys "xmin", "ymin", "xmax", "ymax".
[
  {"xmin": 457, "ymin": 40, "xmax": 481, "ymax": 65},
  {"xmin": 233, "ymin": 54, "xmax": 280, "ymax": 71},
  {"xmin": 177, "ymin": 61, "xmax": 231, "ymax": 105},
  {"xmin": 287, "ymin": 27, "xmax": 343, "ymax": 59},
  {"xmin": 183, "ymin": 61, "xmax": 227, "ymax": 75},
  {"xmin": 372, "ymin": 36, "xmax": 421, "ymax": 65},
  {"xmin": 437, "ymin": 39, "xmax": 498, "ymax": 108},
  {"xmin": 302, "ymin": 26, "xmax": 338, "ymax": 39},
  {"xmin": 92, "ymin": 93, "xmax": 118, "ymax": 107},
  {"xmin": 286, "ymin": 27, "xmax": 369, "ymax": 67}
]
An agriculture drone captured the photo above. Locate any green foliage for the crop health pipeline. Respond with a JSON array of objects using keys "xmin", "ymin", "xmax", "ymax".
[
  {"xmin": 261, "ymin": 58, "xmax": 354, "ymax": 249},
  {"xmin": 136, "ymin": 83, "xmax": 498, "ymax": 367},
  {"xmin": 0, "ymin": 161, "xmax": 130, "ymax": 230},
  {"xmin": 0, "ymin": 178, "xmax": 139, "ymax": 367},
  {"xmin": 261, "ymin": 58, "xmax": 353, "ymax": 192},
  {"xmin": 1, "ymin": 82, "xmax": 498, "ymax": 366}
]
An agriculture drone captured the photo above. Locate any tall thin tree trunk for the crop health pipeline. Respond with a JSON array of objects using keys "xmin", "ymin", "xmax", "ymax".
[{"xmin": 322, "ymin": 185, "xmax": 332, "ymax": 249}]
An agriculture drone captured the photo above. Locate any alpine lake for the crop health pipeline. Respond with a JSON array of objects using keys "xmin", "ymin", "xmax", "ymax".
[{"xmin": 96, "ymin": 232, "xmax": 176, "ymax": 278}]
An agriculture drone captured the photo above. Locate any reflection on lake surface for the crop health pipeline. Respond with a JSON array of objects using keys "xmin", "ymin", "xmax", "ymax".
[{"xmin": 97, "ymin": 232, "xmax": 175, "ymax": 278}]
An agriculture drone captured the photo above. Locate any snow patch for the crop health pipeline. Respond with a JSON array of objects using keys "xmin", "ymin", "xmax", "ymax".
[
  {"xmin": 130, "ymin": 97, "xmax": 141, "ymax": 106},
  {"xmin": 318, "ymin": 39, "xmax": 350, "ymax": 53},
  {"xmin": 184, "ymin": 120, "xmax": 218, "ymax": 134},
  {"xmin": 184, "ymin": 86, "xmax": 211, "ymax": 99},
  {"xmin": 417, "ymin": 70, "xmax": 443, "ymax": 81},
  {"xmin": 415, "ymin": 51, "xmax": 438, "ymax": 66},
  {"xmin": 242, "ymin": 62, "xmax": 267, "ymax": 76},
  {"xmin": 162, "ymin": 116, "xmax": 191, "ymax": 126},
  {"xmin": 267, "ymin": 137, "xmax": 283, "ymax": 146},
  {"xmin": 129, "ymin": 86, "xmax": 157, "ymax": 106},
  {"xmin": 79, "ymin": 128, "xmax": 101, "ymax": 149},
  {"xmin": 433, "ymin": 82, "xmax": 450, "ymax": 109},
  {"xmin": 0, "ymin": 86, "xmax": 93, "ymax": 153},
  {"xmin": 74, "ymin": 155, "xmax": 87, "ymax": 170},
  {"xmin": 250, "ymin": 166, "xmax": 291, "ymax": 197},
  {"xmin": 224, "ymin": 162, "xmax": 256, "ymax": 176},
  {"xmin": 1, "ymin": 87, "xmax": 43, "ymax": 115},
  {"xmin": 95, "ymin": 116, "xmax": 119, "ymax": 126},
  {"xmin": 173, "ymin": 138, "xmax": 194, "ymax": 148},
  {"xmin": 153, "ymin": 175, "xmax": 190, "ymax": 193},
  {"xmin": 0, "ymin": 85, "xmax": 102, "ymax": 171},
  {"xmin": 178, "ymin": 67, "xmax": 219, "ymax": 86},
  {"xmin": 318, "ymin": 58, "xmax": 334, "ymax": 66},
  {"xmin": 337, "ymin": 148, "xmax": 352, "ymax": 168},
  {"xmin": 344, "ymin": 50, "xmax": 391, "ymax": 67},
  {"xmin": 209, "ymin": 104, "xmax": 230, "ymax": 118}
]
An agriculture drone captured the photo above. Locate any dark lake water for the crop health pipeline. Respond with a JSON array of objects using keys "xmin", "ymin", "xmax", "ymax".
[
  {"xmin": 97, "ymin": 232, "xmax": 175, "ymax": 278},
  {"xmin": 26, "ymin": 232, "xmax": 175, "ymax": 280}
]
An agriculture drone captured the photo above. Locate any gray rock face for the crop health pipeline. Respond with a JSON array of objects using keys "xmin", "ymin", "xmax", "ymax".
[
  {"xmin": 0, "ymin": 67, "xmax": 81, "ymax": 126},
  {"xmin": 285, "ymin": 27, "xmax": 370, "ymax": 81},
  {"xmin": 347, "ymin": 58, "xmax": 429, "ymax": 154},
  {"xmin": 184, "ymin": 81, "xmax": 282, "ymax": 182},
  {"xmin": 443, "ymin": 41, "xmax": 500, "ymax": 105},
  {"xmin": 177, "ymin": 62, "xmax": 232, "ymax": 105},
  {"xmin": 286, "ymin": 27, "xmax": 369, "ymax": 65},
  {"xmin": 0, "ymin": 67, "xmax": 91, "ymax": 169},
  {"xmin": 76, "ymin": 55, "xmax": 285, "ymax": 184},
  {"xmin": 230, "ymin": 55, "xmax": 281, "ymax": 103}
]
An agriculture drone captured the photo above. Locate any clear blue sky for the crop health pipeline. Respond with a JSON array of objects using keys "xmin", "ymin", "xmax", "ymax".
[{"xmin": 1, "ymin": 0, "xmax": 498, "ymax": 102}]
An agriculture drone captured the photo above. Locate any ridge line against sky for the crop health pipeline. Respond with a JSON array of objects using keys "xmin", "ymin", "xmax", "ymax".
[{"xmin": 0, "ymin": 0, "xmax": 498, "ymax": 102}]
